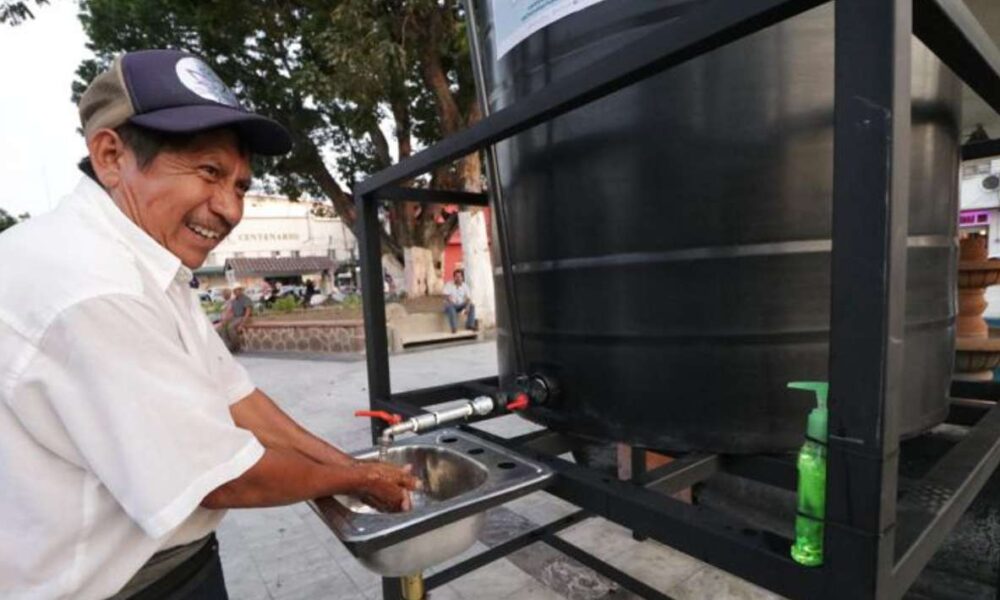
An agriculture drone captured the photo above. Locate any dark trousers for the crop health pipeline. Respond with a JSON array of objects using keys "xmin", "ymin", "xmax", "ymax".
[
  {"xmin": 128, "ymin": 536, "xmax": 228, "ymax": 600},
  {"xmin": 444, "ymin": 301, "xmax": 476, "ymax": 332}
]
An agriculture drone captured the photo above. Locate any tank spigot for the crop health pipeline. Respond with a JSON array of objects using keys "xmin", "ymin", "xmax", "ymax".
[
  {"xmin": 514, "ymin": 374, "xmax": 556, "ymax": 406},
  {"xmin": 506, "ymin": 393, "xmax": 530, "ymax": 411}
]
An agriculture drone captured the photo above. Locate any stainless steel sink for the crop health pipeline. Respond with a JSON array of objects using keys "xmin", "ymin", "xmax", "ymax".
[{"xmin": 309, "ymin": 428, "xmax": 552, "ymax": 576}]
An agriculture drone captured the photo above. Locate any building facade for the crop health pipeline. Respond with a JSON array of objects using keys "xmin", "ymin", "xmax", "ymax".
[{"xmin": 194, "ymin": 194, "xmax": 356, "ymax": 289}]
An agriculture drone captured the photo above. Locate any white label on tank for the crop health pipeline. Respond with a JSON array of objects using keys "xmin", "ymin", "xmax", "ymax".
[{"xmin": 491, "ymin": 0, "xmax": 609, "ymax": 59}]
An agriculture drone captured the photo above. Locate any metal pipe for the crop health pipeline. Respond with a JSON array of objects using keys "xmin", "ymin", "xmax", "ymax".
[
  {"xmin": 379, "ymin": 396, "xmax": 496, "ymax": 446},
  {"xmin": 399, "ymin": 573, "xmax": 425, "ymax": 600}
]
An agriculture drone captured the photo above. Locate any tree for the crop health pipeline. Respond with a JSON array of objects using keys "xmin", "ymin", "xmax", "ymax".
[
  {"xmin": 75, "ymin": 0, "xmax": 496, "ymax": 325},
  {"xmin": 1, "ymin": 0, "xmax": 47, "ymax": 26},
  {"xmin": 0, "ymin": 209, "xmax": 28, "ymax": 234}
]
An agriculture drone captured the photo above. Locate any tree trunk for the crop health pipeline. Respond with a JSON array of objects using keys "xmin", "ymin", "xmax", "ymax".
[
  {"xmin": 428, "ymin": 237, "xmax": 446, "ymax": 296},
  {"xmin": 457, "ymin": 151, "xmax": 496, "ymax": 328},
  {"xmin": 382, "ymin": 253, "xmax": 404, "ymax": 293},
  {"xmin": 402, "ymin": 246, "xmax": 437, "ymax": 297},
  {"xmin": 417, "ymin": 20, "xmax": 497, "ymax": 327}
]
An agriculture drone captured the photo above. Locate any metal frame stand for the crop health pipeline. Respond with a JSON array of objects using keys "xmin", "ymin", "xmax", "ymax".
[{"xmin": 352, "ymin": 1, "xmax": 1000, "ymax": 598}]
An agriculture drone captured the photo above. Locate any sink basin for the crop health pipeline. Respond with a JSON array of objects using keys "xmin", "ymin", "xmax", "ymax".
[{"xmin": 309, "ymin": 428, "xmax": 552, "ymax": 576}]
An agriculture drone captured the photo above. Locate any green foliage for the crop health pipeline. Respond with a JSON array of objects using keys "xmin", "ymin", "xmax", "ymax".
[
  {"xmin": 0, "ymin": 208, "xmax": 28, "ymax": 234},
  {"xmin": 201, "ymin": 300, "xmax": 224, "ymax": 314},
  {"xmin": 339, "ymin": 293, "xmax": 362, "ymax": 310},
  {"xmin": 1, "ymin": 0, "xmax": 47, "ymax": 26},
  {"xmin": 272, "ymin": 295, "xmax": 300, "ymax": 313},
  {"xmin": 74, "ymin": 0, "xmax": 477, "ymax": 202}
]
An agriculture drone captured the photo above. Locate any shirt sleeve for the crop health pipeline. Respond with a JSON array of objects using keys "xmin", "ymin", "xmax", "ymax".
[{"xmin": 9, "ymin": 294, "xmax": 264, "ymax": 539}]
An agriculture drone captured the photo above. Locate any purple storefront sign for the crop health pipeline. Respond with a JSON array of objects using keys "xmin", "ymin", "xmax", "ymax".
[{"xmin": 960, "ymin": 210, "xmax": 992, "ymax": 227}]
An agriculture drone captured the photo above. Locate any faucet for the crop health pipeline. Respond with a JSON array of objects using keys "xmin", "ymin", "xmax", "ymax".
[{"xmin": 356, "ymin": 393, "xmax": 531, "ymax": 457}]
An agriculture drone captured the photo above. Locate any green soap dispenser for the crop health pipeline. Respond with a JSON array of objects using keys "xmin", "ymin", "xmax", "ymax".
[{"xmin": 788, "ymin": 381, "xmax": 828, "ymax": 567}]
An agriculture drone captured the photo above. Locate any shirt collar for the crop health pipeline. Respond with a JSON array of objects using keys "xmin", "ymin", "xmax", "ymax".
[{"xmin": 73, "ymin": 176, "xmax": 189, "ymax": 290}]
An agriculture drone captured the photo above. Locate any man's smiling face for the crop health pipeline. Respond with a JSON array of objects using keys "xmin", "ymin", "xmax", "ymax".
[{"xmin": 104, "ymin": 128, "xmax": 252, "ymax": 268}]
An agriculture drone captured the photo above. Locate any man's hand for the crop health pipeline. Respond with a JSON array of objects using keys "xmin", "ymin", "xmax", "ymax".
[
  {"xmin": 202, "ymin": 449, "xmax": 417, "ymax": 510},
  {"xmin": 353, "ymin": 462, "xmax": 422, "ymax": 512}
]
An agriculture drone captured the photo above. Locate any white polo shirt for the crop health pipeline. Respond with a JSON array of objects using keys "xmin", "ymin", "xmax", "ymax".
[
  {"xmin": 0, "ymin": 176, "xmax": 265, "ymax": 599},
  {"xmin": 442, "ymin": 281, "xmax": 471, "ymax": 305}
]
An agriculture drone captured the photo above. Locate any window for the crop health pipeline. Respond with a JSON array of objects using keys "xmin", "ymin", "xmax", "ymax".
[
  {"xmin": 272, "ymin": 251, "xmax": 281, "ymax": 257},
  {"xmin": 291, "ymin": 250, "xmax": 300, "ymax": 258}
]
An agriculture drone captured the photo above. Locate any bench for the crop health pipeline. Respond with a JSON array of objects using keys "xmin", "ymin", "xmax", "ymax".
[{"xmin": 386, "ymin": 303, "xmax": 477, "ymax": 352}]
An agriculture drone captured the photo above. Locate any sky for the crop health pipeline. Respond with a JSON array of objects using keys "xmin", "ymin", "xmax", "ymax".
[
  {"xmin": 0, "ymin": 1, "xmax": 91, "ymax": 218},
  {"xmin": 0, "ymin": 1, "xmax": 392, "ymax": 215}
]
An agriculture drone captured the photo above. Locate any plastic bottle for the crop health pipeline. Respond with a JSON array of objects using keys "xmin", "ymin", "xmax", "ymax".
[{"xmin": 788, "ymin": 381, "xmax": 828, "ymax": 567}]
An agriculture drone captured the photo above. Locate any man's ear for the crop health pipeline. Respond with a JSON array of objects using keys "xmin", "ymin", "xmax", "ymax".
[{"xmin": 86, "ymin": 129, "xmax": 128, "ymax": 189}]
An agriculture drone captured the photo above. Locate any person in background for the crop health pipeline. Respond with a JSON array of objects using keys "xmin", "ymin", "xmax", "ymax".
[
  {"xmin": 221, "ymin": 286, "xmax": 252, "ymax": 352},
  {"xmin": 260, "ymin": 279, "xmax": 275, "ymax": 308},
  {"xmin": 302, "ymin": 279, "xmax": 317, "ymax": 307},
  {"xmin": 442, "ymin": 268, "xmax": 477, "ymax": 334},
  {"xmin": 215, "ymin": 287, "xmax": 234, "ymax": 332}
]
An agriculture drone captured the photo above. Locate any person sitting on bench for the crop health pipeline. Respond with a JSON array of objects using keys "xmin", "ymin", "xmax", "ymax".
[{"xmin": 442, "ymin": 269, "xmax": 477, "ymax": 334}]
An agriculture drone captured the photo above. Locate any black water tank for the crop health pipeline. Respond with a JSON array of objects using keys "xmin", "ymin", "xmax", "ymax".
[{"xmin": 475, "ymin": 1, "xmax": 961, "ymax": 452}]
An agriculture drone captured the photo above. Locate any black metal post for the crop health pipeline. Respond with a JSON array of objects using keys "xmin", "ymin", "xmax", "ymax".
[
  {"xmin": 355, "ymin": 192, "xmax": 402, "ymax": 600},
  {"xmin": 463, "ymin": 0, "xmax": 529, "ymax": 375},
  {"xmin": 380, "ymin": 578, "xmax": 404, "ymax": 600},
  {"xmin": 355, "ymin": 0, "xmax": 823, "ymax": 197},
  {"xmin": 356, "ymin": 192, "xmax": 392, "ymax": 441},
  {"xmin": 913, "ymin": 0, "xmax": 1000, "ymax": 116},
  {"xmin": 825, "ymin": 0, "xmax": 911, "ymax": 597},
  {"xmin": 629, "ymin": 447, "xmax": 649, "ymax": 541}
]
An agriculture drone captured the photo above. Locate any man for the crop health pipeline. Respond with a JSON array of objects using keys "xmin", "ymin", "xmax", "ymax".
[
  {"xmin": 0, "ymin": 50, "xmax": 417, "ymax": 600},
  {"xmin": 302, "ymin": 279, "xmax": 317, "ymax": 307},
  {"xmin": 442, "ymin": 268, "xmax": 477, "ymax": 334},
  {"xmin": 216, "ymin": 287, "xmax": 234, "ymax": 322},
  {"xmin": 220, "ymin": 286, "xmax": 252, "ymax": 352}
]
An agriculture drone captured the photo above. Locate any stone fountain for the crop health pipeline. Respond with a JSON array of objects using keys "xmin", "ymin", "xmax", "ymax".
[{"xmin": 955, "ymin": 234, "xmax": 1000, "ymax": 380}]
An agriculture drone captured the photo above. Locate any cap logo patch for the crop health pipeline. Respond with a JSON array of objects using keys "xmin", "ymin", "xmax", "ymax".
[{"xmin": 175, "ymin": 57, "xmax": 240, "ymax": 107}]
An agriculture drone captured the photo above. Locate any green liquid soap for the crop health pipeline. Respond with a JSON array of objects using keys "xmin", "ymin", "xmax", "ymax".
[{"xmin": 788, "ymin": 381, "xmax": 828, "ymax": 567}]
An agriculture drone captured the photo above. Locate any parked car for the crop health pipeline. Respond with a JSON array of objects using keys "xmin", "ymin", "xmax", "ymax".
[
  {"xmin": 279, "ymin": 285, "xmax": 304, "ymax": 299},
  {"xmin": 308, "ymin": 293, "xmax": 327, "ymax": 307}
]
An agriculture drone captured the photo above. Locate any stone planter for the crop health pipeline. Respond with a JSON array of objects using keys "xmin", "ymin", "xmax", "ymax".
[{"xmin": 241, "ymin": 320, "xmax": 365, "ymax": 355}]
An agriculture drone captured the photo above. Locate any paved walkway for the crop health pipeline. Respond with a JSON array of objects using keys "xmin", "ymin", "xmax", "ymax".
[{"xmin": 221, "ymin": 342, "xmax": 782, "ymax": 600}]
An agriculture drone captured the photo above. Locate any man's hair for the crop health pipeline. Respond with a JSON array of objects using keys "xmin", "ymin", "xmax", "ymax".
[
  {"xmin": 454, "ymin": 269, "xmax": 465, "ymax": 277},
  {"xmin": 78, "ymin": 123, "xmax": 250, "ymax": 178}
]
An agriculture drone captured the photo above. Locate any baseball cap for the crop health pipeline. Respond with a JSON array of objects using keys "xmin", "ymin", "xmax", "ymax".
[{"xmin": 78, "ymin": 49, "xmax": 292, "ymax": 156}]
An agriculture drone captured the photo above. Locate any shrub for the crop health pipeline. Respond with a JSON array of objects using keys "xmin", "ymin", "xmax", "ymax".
[
  {"xmin": 273, "ymin": 295, "xmax": 299, "ymax": 313},
  {"xmin": 201, "ymin": 300, "xmax": 224, "ymax": 315},
  {"xmin": 341, "ymin": 293, "xmax": 362, "ymax": 309}
]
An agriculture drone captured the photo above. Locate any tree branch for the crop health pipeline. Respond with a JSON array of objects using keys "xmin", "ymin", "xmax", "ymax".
[
  {"xmin": 368, "ymin": 123, "xmax": 392, "ymax": 170},
  {"xmin": 417, "ymin": 8, "xmax": 463, "ymax": 135},
  {"xmin": 298, "ymin": 134, "xmax": 403, "ymax": 261}
]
